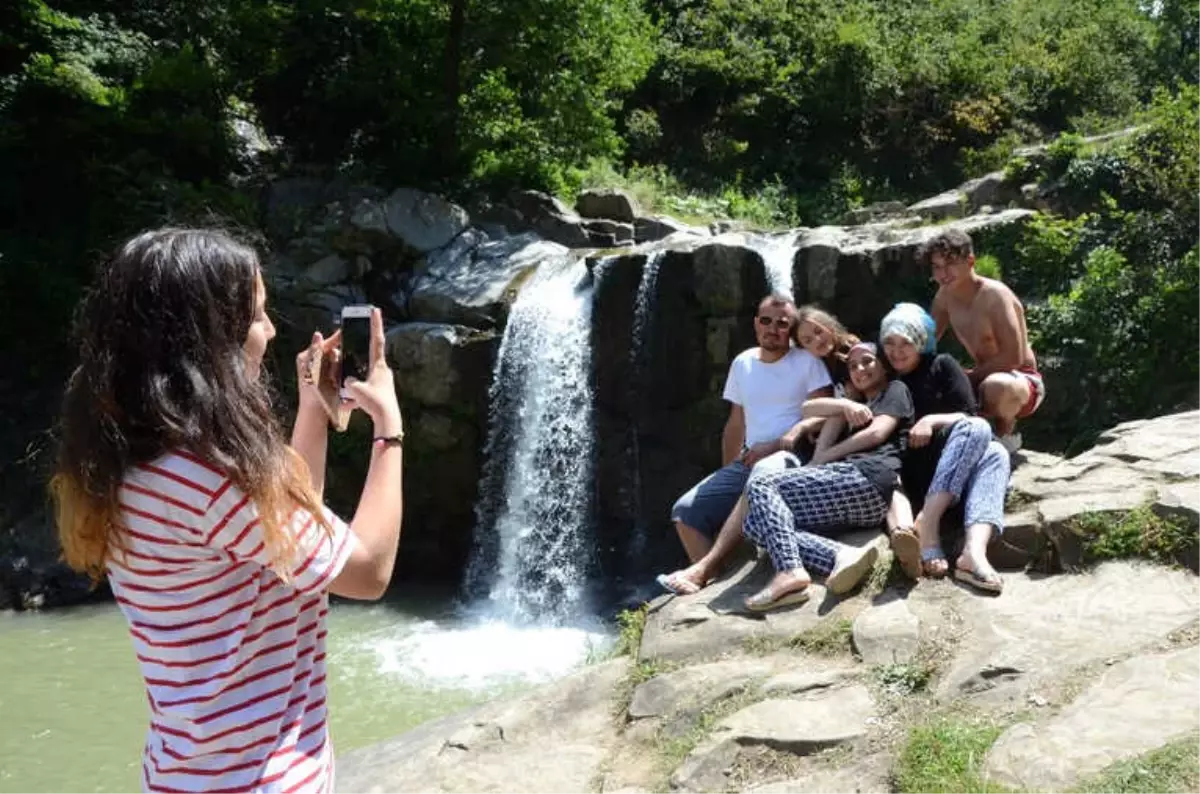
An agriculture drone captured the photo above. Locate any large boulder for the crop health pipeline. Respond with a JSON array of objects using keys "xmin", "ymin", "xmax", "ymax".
[
  {"xmin": 0, "ymin": 510, "xmax": 103, "ymax": 611},
  {"xmin": 985, "ymin": 647, "xmax": 1200, "ymax": 791},
  {"xmin": 385, "ymin": 188, "xmax": 471, "ymax": 253},
  {"xmin": 382, "ymin": 322, "xmax": 500, "ymax": 581},
  {"xmin": 506, "ymin": 190, "xmax": 592, "ymax": 248},
  {"xmin": 633, "ymin": 214, "xmax": 701, "ymax": 243},
  {"xmin": 1008, "ymin": 410, "xmax": 1200, "ymax": 570},
  {"xmin": 575, "ymin": 188, "xmax": 640, "ymax": 222},
  {"xmin": 408, "ymin": 234, "xmax": 564, "ymax": 328}
]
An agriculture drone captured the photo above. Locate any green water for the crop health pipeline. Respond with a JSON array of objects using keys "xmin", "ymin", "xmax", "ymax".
[{"xmin": 0, "ymin": 591, "xmax": 560, "ymax": 793}]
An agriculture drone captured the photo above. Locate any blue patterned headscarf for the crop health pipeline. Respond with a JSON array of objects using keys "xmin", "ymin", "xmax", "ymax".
[{"xmin": 879, "ymin": 302, "xmax": 936, "ymax": 354}]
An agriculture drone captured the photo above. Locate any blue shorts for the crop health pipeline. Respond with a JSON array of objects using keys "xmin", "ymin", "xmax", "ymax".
[{"xmin": 671, "ymin": 451, "xmax": 801, "ymax": 538}]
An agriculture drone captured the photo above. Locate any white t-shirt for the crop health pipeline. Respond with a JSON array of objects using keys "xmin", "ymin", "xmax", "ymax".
[{"xmin": 723, "ymin": 347, "xmax": 832, "ymax": 446}]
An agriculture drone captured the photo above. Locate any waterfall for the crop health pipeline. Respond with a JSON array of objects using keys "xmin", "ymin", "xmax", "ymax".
[
  {"xmin": 756, "ymin": 231, "xmax": 800, "ymax": 300},
  {"xmin": 464, "ymin": 254, "xmax": 598, "ymax": 624},
  {"xmin": 622, "ymin": 251, "xmax": 666, "ymax": 571}
]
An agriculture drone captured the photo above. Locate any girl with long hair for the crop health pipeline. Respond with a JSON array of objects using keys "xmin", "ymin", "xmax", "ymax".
[{"xmin": 51, "ymin": 228, "xmax": 404, "ymax": 792}]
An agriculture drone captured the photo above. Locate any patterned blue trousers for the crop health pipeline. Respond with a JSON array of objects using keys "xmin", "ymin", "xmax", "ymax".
[
  {"xmin": 743, "ymin": 463, "xmax": 889, "ymax": 576},
  {"xmin": 929, "ymin": 417, "xmax": 1011, "ymax": 533}
]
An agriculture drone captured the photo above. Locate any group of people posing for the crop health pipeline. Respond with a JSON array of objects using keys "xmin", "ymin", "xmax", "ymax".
[{"xmin": 658, "ymin": 228, "xmax": 1044, "ymax": 609}]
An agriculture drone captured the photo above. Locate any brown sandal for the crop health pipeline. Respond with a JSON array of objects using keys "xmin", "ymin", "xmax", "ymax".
[{"xmin": 891, "ymin": 527, "xmax": 922, "ymax": 580}]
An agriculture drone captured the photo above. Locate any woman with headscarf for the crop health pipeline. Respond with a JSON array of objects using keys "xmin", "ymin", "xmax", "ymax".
[{"xmin": 878, "ymin": 302, "xmax": 1010, "ymax": 593}]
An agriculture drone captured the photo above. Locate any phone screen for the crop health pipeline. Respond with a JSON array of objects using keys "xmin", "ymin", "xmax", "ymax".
[{"xmin": 340, "ymin": 313, "xmax": 371, "ymax": 387}]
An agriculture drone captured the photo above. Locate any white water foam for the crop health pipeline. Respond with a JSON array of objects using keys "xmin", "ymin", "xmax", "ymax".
[
  {"xmin": 755, "ymin": 231, "xmax": 800, "ymax": 300},
  {"xmin": 367, "ymin": 617, "xmax": 612, "ymax": 691}
]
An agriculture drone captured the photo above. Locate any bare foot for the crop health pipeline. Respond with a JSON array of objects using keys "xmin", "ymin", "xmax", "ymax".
[
  {"xmin": 954, "ymin": 550, "xmax": 1002, "ymax": 593},
  {"xmin": 922, "ymin": 555, "xmax": 949, "ymax": 578}
]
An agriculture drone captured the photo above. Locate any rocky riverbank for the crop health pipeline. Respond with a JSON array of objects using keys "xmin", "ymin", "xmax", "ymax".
[{"xmin": 337, "ymin": 410, "xmax": 1200, "ymax": 793}]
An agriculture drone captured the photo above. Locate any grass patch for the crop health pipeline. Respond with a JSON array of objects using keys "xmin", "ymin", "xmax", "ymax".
[
  {"xmin": 893, "ymin": 713, "xmax": 1009, "ymax": 793},
  {"xmin": 614, "ymin": 604, "xmax": 649, "ymax": 658},
  {"xmin": 789, "ymin": 618, "xmax": 854, "ymax": 656},
  {"xmin": 1075, "ymin": 734, "xmax": 1200, "ymax": 793},
  {"xmin": 565, "ymin": 158, "xmax": 798, "ymax": 229},
  {"xmin": 874, "ymin": 662, "xmax": 935, "ymax": 696},
  {"xmin": 653, "ymin": 687, "xmax": 762, "ymax": 789},
  {"xmin": 1072, "ymin": 504, "xmax": 1195, "ymax": 567},
  {"xmin": 1004, "ymin": 489, "xmax": 1037, "ymax": 511},
  {"xmin": 866, "ymin": 552, "xmax": 905, "ymax": 596}
]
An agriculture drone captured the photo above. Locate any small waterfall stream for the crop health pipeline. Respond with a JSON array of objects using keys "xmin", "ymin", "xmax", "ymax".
[
  {"xmin": 622, "ymin": 250, "xmax": 666, "ymax": 574},
  {"xmin": 465, "ymin": 253, "xmax": 599, "ymax": 624},
  {"xmin": 755, "ymin": 231, "xmax": 801, "ymax": 300}
]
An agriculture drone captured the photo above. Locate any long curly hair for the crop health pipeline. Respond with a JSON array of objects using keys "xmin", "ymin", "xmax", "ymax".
[
  {"xmin": 50, "ymin": 228, "xmax": 328, "ymax": 580},
  {"xmin": 794, "ymin": 305, "xmax": 860, "ymax": 372}
]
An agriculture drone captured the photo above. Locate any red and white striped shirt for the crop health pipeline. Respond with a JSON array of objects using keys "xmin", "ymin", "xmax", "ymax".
[{"xmin": 107, "ymin": 450, "xmax": 356, "ymax": 793}]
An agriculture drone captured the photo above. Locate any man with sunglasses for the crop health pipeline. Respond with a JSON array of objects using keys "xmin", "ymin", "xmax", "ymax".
[{"xmin": 666, "ymin": 295, "xmax": 834, "ymax": 568}]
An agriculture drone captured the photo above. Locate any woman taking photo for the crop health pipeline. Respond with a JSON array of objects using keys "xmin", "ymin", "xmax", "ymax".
[{"xmin": 51, "ymin": 228, "xmax": 404, "ymax": 792}]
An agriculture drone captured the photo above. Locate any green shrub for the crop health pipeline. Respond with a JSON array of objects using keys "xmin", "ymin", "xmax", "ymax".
[{"xmin": 1073, "ymin": 505, "xmax": 1196, "ymax": 567}]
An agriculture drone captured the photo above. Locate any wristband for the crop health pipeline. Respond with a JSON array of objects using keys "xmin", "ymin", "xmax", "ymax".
[{"xmin": 372, "ymin": 432, "xmax": 404, "ymax": 448}]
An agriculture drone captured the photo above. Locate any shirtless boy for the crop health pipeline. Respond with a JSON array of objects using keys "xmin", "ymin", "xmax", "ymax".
[{"xmin": 921, "ymin": 229, "xmax": 1045, "ymax": 439}]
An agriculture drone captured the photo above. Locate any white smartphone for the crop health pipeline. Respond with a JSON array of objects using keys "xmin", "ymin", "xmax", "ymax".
[{"xmin": 339, "ymin": 305, "xmax": 373, "ymax": 398}]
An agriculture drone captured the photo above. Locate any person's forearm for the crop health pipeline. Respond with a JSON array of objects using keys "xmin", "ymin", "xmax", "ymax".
[
  {"xmin": 814, "ymin": 416, "xmax": 844, "ymax": 454},
  {"xmin": 291, "ymin": 401, "xmax": 329, "ymax": 499},
  {"xmin": 802, "ymin": 397, "xmax": 856, "ymax": 418},
  {"xmin": 348, "ymin": 415, "xmax": 405, "ymax": 586},
  {"xmin": 821, "ymin": 423, "xmax": 888, "ymax": 462},
  {"xmin": 780, "ymin": 416, "xmax": 824, "ymax": 449},
  {"xmin": 722, "ymin": 423, "xmax": 743, "ymax": 466},
  {"xmin": 923, "ymin": 412, "xmax": 968, "ymax": 431}
]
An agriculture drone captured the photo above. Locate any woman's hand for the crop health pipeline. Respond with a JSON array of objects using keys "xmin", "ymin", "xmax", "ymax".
[
  {"xmin": 342, "ymin": 307, "xmax": 402, "ymax": 435},
  {"xmin": 909, "ymin": 416, "xmax": 935, "ymax": 448},
  {"xmin": 297, "ymin": 329, "xmax": 342, "ymax": 415},
  {"xmin": 842, "ymin": 401, "xmax": 873, "ymax": 429}
]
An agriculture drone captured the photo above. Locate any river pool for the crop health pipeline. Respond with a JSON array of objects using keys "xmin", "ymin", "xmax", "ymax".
[{"xmin": 0, "ymin": 589, "xmax": 612, "ymax": 792}]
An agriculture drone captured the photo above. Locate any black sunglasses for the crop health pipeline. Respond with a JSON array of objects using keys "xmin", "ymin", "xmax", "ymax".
[{"xmin": 756, "ymin": 316, "xmax": 792, "ymax": 329}]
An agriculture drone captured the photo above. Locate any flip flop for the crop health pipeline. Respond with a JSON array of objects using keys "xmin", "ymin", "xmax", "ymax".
[
  {"xmin": 954, "ymin": 566, "xmax": 1003, "ymax": 594},
  {"xmin": 745, "ymin": 586, "xmax": 810, "ymax": 612},
  {"xmin": 921, "ymin": 547, "xmax": 949, "ymax": 578},
  {"xmin": 891, "ymin": 527, "xmax": 922, "ymax": 580},
  {"xmin": 655, "ymin": 573, "xmax": 701, "ymax": 596}
]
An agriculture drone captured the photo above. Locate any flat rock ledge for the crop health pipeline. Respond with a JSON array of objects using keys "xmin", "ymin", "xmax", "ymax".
[
  {"xmin": 985, "ymin": 646, "xmax": 1200, "ymax": 791},
  {"xmin": 671, "ymin": 685, "xmax": 875, "ymax": 793}
]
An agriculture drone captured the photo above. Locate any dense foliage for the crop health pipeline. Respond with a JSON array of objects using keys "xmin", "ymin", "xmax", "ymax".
[
  {"xmin": 0, "ymin": 0, "xmax": 1195, "ymax": 515},
  {"xmin": 995, "ymin": 86, "xmax": 1199, "ymax": 452}
]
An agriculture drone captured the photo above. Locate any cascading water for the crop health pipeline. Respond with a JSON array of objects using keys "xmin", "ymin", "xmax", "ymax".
[
  {"xmin": 755, "ymin": 231, "xmax": 801, "ymax": 300},
  {"xmin": 464, "ymin": 253, "xmax": 600, "ymax": 625},
  {"xmin": 621, "ymin": 250, "xmax": 666, "ymax": 579}
]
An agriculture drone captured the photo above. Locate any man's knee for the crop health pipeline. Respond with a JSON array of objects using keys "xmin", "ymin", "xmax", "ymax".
[{"xmin": 979, "ymin": 373, "xmax": 1027, "ymax": 417}]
